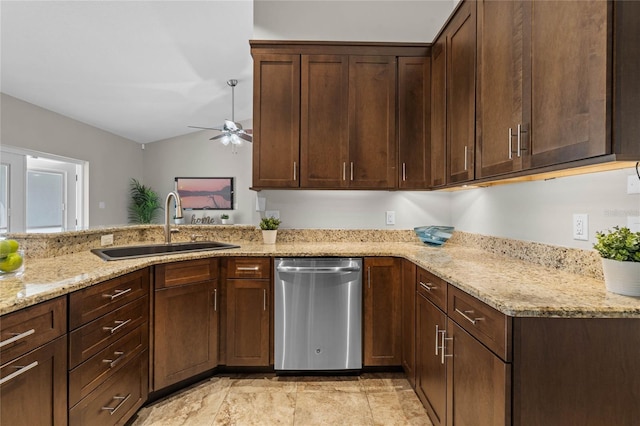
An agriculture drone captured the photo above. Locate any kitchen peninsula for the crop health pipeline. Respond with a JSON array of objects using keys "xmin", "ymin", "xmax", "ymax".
[{"xmin": 1, "ymin": 225, "xmax": 639, "ymax": 425}]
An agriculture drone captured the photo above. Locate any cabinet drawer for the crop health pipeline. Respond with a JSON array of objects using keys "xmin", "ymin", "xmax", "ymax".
[
  {"xmin": 0, "ymin": 335, "xmax": 67, "ymax": 426},
  {"xmin": 416, "ymin": 268, "xmax": 447, "ymax": 312},
  {"xmin": 155, "ymin": 258, "xmax": 219, "ymax": 288},
  {"xmin": 69, "ymin": 296, "xmax": 148, "ymax": 368},
  {"xmin": 0, "ymin": 297, "xmax": 66, "ymax": 363},
  {"xmin": 226, "ymin": 257, "xmax": 271, "ymax": 279},
  {"xmin": 69, "ymin": 350, "xmax": 148, "ymax": 426},
  {"xmin": 448, "ymin": 286, "xmax": 511, "ymax": 361},
  {"xmin": 69, "ymin": 269, "xmax": 149, "ymax": 329},
  {"xmin": 69, "ymin": 323, "xmax": 148, "ymax": 406}
]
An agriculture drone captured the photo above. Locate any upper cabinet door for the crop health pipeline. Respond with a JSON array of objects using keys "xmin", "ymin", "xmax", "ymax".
[
  {"xmin": 398, "ymin": 57, "xmax": 431, "ymax": 189},
  {"xmin": 476, "ymin": 0, "xmax": 526, "ymax": 178},
  {"xmin": 300, "ymin": 55, "xmax": 349, "ymax": 188},
  {"xmin": 348, "ymin": 56, "xmax": 397, "ymax": 189},
  {"xmin": 526, "ymin": 0, "xmax": 610, "ymax": 169},
  {"xmin": 447, "ymin": 1, "xmax": 477, "ymax": 185},
  {"xmin": 252, "ymin": 54, "xmax": 301, "ymax": 188},
  {"xmin": 430, "ymin": 36, "xmax": 448, "ymax": 188}
]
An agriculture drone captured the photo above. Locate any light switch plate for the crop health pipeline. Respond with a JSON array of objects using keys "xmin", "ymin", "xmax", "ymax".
[
  {"xmin": 101, "ymin": 234, "xmax": 114, "ymax": 246},
  {"xmin": 385, "ymin": 211, "xmax": 395, "ymax": 225}
]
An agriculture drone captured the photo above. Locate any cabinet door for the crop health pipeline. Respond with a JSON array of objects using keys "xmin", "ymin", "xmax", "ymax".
[
  {"xmin": 348, "ymin": 56, "xmax": 397, "ymax": 189},
  {"xmin": 416, "ymin": 293, "xmax": 447, "ymax": 426},
  {"xmin": 363, "ymin": 257, "xmax": 401, "ymax": 366},
  {"xmin": 226, "ymin": 279, "xmax": 270, "ymax": 366},
  {"xmin": 476, "ymin": 0, "xmax": 526, "ymax": 178},
  {"xmin": 430, "ymin": 36, "xmax": 448, "ymax": 188},
  {"xmin": 447, "ymin": 1, "xmax": 476, "ymax": 185},
  {"xmin": 526, "ymin": 1, "xmax": 609, "ymax": 169},
  {"xmin": 252, "ymin": 54, "xmax": 300, "ymax": 188},
  {"xmin": 398, "ymin": 57, "xmax": 431, "ymax": 189},
  {"xmin": 401, "ymin": 260, "xmax": 416, "ymax": 387},
  {"xmin": 300, "ymin": 55, "xmax": 349, "ymax": 188},
  {"xmin": 0, "ymin": 336, "xmax": 67, "ymax": 426},
  {"xmin": 447, "ymin": 319, "xmax": 510, "ymax": 426},
  {"xmin": 153, "ymin": 280, "xmax": 218, "ymax": 390}
]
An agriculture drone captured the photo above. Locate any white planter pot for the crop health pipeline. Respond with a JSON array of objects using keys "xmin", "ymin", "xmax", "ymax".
[
  {"xmin": 220, "ymin": 219, "xmax": 231, "ymax": 225},
  {"xmin": 602, "ymin": 258, "xmax": 640, "ymax": 297},
  {"xmin": 262, "ymin": 230, "xmax": 277, "ymax": 244}
]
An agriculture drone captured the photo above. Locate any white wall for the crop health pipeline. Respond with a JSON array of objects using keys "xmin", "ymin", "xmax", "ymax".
[
  {"xmin": 0, "ymin": 93, "xmax": 143, "ymax": 226},
  {"xmin": 142, "ymin": 128, "xmax": 259, "ymax": 226},
  {"xmin": 253, "ymin": 0, "xmax": 457, "ymax": 42},
  {"xmin": 451, "ymin": 168, "xmax": 640, "ymax": 249}
]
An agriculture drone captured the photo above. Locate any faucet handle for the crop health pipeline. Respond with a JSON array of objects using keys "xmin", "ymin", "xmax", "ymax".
[{"xmin": 190, "ymin": 234, "xmax": 204, "ymax": 242}]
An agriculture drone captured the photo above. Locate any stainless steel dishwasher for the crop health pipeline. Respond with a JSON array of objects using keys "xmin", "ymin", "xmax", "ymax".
[{"xmin": 274, "ymin": 257, "xmax": 362, "ymax": 371}]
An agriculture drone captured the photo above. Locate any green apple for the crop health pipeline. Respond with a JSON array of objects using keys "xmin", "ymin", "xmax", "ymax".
[
  {"xmin": 0, "ymin": 252, "xmax": 23, "ymax": 272},
  {"xmin": 0, "ymin": 239, "xmax": 19, "ymax": 256}
]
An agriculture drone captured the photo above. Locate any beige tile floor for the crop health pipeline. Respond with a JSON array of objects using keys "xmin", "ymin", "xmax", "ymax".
[{"xmin": 131, "ymin": 372, "xmax": 433, "ymax": 426}]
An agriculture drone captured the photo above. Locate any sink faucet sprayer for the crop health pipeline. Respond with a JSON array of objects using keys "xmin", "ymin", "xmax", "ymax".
[{"xmin": 164, "ymin": 191, "xmax": 183, "ymax": 244}]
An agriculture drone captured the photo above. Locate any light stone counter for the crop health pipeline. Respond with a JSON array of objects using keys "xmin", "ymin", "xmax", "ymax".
[{"xmin": 1, "ymin": 238, "xmax": 639, "ymax": 318}]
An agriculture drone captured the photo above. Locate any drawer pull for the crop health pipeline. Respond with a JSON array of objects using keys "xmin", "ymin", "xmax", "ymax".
[
  {"xmin": 0, "ymin": 361, "xmax": 38, "ymax": 385},
  {"xmin": 103, "ymin": 288, "xmax": 132, "ymax": 301},
  {"xmin": 103, "ymin": 319, "xmax": 131, "ymax": 335},
  {"xmin": 441, "ymin": 331, "xmax": 453, "ymax": 365},
  {"xmin": 419, "ymin": 281, "xmax": 435, "ymax": 292},
  {"xmin": 213, "ymin": 289, "xmax": 218, "ymax": 312},
  {"xmin": 101, "ymin": 394, "xmax": 131, "ymax": 416},
  {"xmin": 455, "ymin": 308, "xmax": 483, "ymax": 325},
  {"xmin": 0, "ymin": 328, "xmax": 35, "ymax": 349},
  {"xmin": 263, "ymin": 289, "xmax": 267, "ymax": 311},
  {"xmin": 102, "ymin": 351, "xmax": 125, "ymax": 369},
  {"xmin": 236, "ymin": 266, "xmax": 260, "ymax": 271}
]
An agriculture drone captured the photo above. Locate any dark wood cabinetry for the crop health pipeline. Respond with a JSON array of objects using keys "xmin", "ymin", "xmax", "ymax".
[
  {"xmin": 251, "ymin": 41, "xmax": 428, "ymax": 190},
  {"xmin": 363, "ymin": 257, "xmax": 401, "ymax": 366},
  {"xmin": 252, "ymin": 54, "xmax": 301, "ymax": 188},
  {"xmin": 400, "ymin": 260, "xmax": 416, "ymax": 386},
  {"xmin": 398, "ymin": 57, "xmax": 431, "ymax": 189},
  {"xmin": 0, "ymin": 298, "xmax": 67, "ymax": 426},
  {"xmin": 476, "ymin": 0, "xmax": 640, "ymax": 181},
  {"xmin": 431, "ymin": 1, "xmax": 476, "ymax": 187},
  {"xmin": 153, "ymin": 259, "xmax": 219, "ymax": 390},
  {"xmin": 68, "ymin": 269, "xmax": 150, "ymax": 426},
  {"xmin": 224, "ymin": 257, "xmax": 271, "ymax": 366}
]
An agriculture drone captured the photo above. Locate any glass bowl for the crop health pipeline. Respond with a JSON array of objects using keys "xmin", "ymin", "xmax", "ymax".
[{"xmin": 414, "ymin": 226, "xmax": 454, "ymax": 246}]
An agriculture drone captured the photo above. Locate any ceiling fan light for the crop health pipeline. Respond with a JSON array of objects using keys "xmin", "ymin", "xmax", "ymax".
[
  {"xmin": 231, "ymin": 133, "xmax": 242, "ymax": 145},
  {"xmin": 220, "ymin": 134, "xmax": 231, "ymax": 146}
]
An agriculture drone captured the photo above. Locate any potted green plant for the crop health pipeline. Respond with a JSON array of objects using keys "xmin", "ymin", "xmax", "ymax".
[
  {"xmin": 220, "ymin": 213, "xmax": 231, "ymax": 225},
  {"xmin": 259, "ymin": 217, "xmax": 281, "ymax": 244},
  {"xmin": 128, "ymin": 178, "xmax": 161, "ymax": 224},
  {"xmin": 594, "ymin": 226, "xmax": 640, "ymax": 296}
]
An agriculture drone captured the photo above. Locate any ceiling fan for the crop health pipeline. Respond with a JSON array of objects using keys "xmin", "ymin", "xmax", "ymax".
[{"xmin": 189, "ymin": 79, "xmax": 252, "ymax": 145}]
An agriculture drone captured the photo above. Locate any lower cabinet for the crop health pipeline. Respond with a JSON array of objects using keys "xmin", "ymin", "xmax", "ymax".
[
  {"xmin": 364, "ymin": 257, "xmax": 402, "ymax": 366},
  {"xmin": 153, "ymin": 259, "xmax": 219, "ymax": 390},
  {"xmin": 401, "ymin": 259, "xmax": 417, "ymax": 387},
  {"xmin": 224, "ymin": 258, "xmax": 272, "ymax": 366}
]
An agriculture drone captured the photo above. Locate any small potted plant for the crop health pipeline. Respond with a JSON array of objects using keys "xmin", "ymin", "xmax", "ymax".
[
  {"xmin": 220, "ymin": 213, "xmax": 231, "ymax": 225},
  {"xmin": 259, "ymin": 217, "xmax": 281, "ymax": 244},
  {"xmin": 594, "ymin": 226, "xmax": 640, "ymax": 296}
]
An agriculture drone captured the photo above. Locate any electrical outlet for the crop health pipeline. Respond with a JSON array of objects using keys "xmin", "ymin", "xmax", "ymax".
[
  {"xmin": 100, "ymin": 234, "xmax": 114, "ymax": 246},
  {"xmin": 385, "ymin": 211, "xmax": 396, "ymax": 225},
  {"xmin": 628, "ymin": 175, "xmax": 640, "ymax": 194},
  {"xmin": 573, "ymin": 214, "xmax": 589, "ymax": 241}
]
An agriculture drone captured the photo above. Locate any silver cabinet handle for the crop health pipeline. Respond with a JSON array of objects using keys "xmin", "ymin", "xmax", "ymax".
[
  {"xmin": 455, "ymin": 308, "xmax": 483, "ymax": 325},
  {"xmin": 464, "ymin": 146, "xmax": 468, "ymax": 171},
  {"xmin": 441, "ymin": 331, "xmax": 453, "ymax": 364},
  {"xmin": 102, "ymin": 351, "xmax": 125, "ymax": 369},
  {"xmin": 367, "ymin": 266, "xmax": 371, "ymax": 289},
  {"xmin": 343, "ymin": 162, "xmax": 346, "ymax": 181},
  {"xmin": 0, "ymin": 329, "xmax": 35, "ymax": 349},
  {"xmin": 276, "ymin": 265, "xmax": 360, "ymax": 273},
  {"xmin": 263, "ymin": 289, "xmax": 266, "ymax": 311},
  {"xmin": 435, "ymin": 324, "xmax": 440, "ymax": 356},
  {"xmin": 0, "ymin": 361, "xmax": 38, "ymax": 386},
  {"xmin": 293, "ymin": 161, "xmax": 297, "ymax": 181},
  {"xmin": 103, "ymin": 319, "xmax": 131, "ymax": 335},
  {"xmin": 517, "ymin": 124, "xmax": 522, "ymax": 158},
  {"xmin": 213, "ymin": 289, "xmax": 217, "ymax": 312},
  {"xmin": 350, "ymin": 162, "xmax": 354, "ymax": 181},
  {"xmin": 508, "ymin": 127, "xmax": 513, "ymax": 160},
  {"xmin": 237, "ymin": 266, "xmax": 260, "ymax": 271},
  {"xmin": 103, "ymin": 288, "xmax": 132, "ymax": 300},
  {"xmin": 102, "ymin": 394, "xmax": 131, "ymax": 416},
  {"xmin": 419, "ymin": 281, "xmax": 434, "ymax": 292},
  {"xmin": 402, "ymin": 163, "xmax": 407, "ymax": 182}
]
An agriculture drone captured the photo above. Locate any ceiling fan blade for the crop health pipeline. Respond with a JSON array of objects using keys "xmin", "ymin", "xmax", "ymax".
[
  {"xmin": 188, "ymin": 125, "xmax": 219, "ymax": 130},
  {"xmin": 209, "ymin": 134, "xmax": 226, "ymax": 140},
  {"xmin": 243, "ymin": 129, "xmax": 253, "ymax": 135},
  {"xmin": 237, "ymin": 132, "xmax": 253, "ymax": 143}
]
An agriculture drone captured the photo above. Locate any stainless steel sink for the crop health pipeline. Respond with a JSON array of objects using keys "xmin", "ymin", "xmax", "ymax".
[{"xmin": 91, "ymin": 241, "xmax": 240, "ymax": 261}]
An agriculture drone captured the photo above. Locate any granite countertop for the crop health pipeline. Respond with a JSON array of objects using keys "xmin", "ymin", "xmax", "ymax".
[{"xmin": 1, "ymin": 240, "xmax": 639, "ymax": 318}]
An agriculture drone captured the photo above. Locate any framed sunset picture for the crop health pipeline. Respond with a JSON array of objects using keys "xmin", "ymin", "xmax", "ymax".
[{"xmin": 174, "ymin": 177, "xmax": 234, "ymax": 210}]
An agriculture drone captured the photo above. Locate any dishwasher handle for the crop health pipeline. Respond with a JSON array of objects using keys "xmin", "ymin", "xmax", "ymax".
[{"xmin": 276, "ymin": 265, "xmax": 361, "ymax": 274}]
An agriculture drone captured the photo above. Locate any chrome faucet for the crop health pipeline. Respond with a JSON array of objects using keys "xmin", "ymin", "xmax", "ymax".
[{"xmin": 164, "ymin": 191, "xmax": 183, "ymax": 244}]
